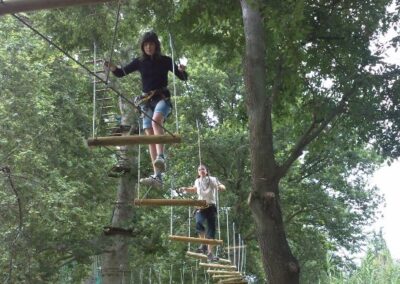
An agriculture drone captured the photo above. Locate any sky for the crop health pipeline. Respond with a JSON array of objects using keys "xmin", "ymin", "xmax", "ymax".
[
  {"xmin": 368, "ymin": 3, "xmax": 400, "ymax": 260},
  {"xmin": 371, "ymin": 161, "xmax": 400, "ymax": 260}
]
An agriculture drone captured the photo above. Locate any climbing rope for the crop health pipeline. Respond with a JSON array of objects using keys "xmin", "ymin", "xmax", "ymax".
[
  {"xmin": 12, "ymin": 13, "xmax": 176, "ymax": 137},
  {"xmin": 105, "ymin": 0, "xmax": 122, "ymax": 85},
  {"xmin": 168, "ymin": 33, "xmax": 179, "ymax": 133},
  {"xmin": 196, "ymin": 120, "xmax": 202, "ymax": 166}
]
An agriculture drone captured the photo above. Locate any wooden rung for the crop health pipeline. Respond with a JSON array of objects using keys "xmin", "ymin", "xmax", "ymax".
[
  {"xmin": 169, "ymin": 235, "xmax": 223, "ymax": 245},
  {"xmin": 87, "ymin": 134, "xmax": 182, "ymax": 146},
  {"xmin": 213, "ymin": 275, "xmax": 240, "ymax": 279},
  {"xmin": 199, "ymin": 263, "xmax": 237, "ymax": 270},
  {"xmin": 186, "ymin": 251, "xmax": 232, "ymax": 264},
  {"xmin": 206, "ymin": 270, "xmax": 241, "ymax": 275},
  {"xmin": 134, "ymin": 199, "xmax": 206, "ymax": 207},
  {"xmin": 226, "ymin": 245, "xmax": 247, "ymax": 250},
  {"xmin": 103, "ymin": 226, "xmax": 136, "ymax": 237},
  {"xmin": 218, "ymin": 281, "xmax": 247, "ymax": 284},
  {"xmin": 218, "ymin": 277, "xmax": 246, "ymax": 283}
]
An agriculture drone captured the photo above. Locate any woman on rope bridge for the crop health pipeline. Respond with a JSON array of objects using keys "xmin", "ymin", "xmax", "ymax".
[
  {"xmin": 179, "ymin": 164, "xmax": 226, "ymax": 262},
  {"xmin": 104, "ymin": 31, "xmax": 188, "ymax": 189}
]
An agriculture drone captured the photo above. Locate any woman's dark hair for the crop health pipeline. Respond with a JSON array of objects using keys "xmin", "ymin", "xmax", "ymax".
[
  {"xmin": 140, "ymin": 31, "xmax": 161, "ymax": 59},
  {"xmin": 197, "ymin": 164, "xmax": 210, "ymax": 178}
]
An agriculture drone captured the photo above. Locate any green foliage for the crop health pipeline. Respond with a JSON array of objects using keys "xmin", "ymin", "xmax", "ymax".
[
  {"xmin": 320, "ymin": 232, "xmax": 400, "ymax": 284},
  {"xmin": 1, "ymin": 0, "xmax": 399, "ymax": 282}
]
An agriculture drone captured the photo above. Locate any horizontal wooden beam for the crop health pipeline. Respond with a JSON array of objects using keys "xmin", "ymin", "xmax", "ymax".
[
  {"xmin": 206, "ymin": 270, "xmax": 241, "ymax": 275},
  {"xmin": 186, "ymin": 251, "xmax": 231, "ymax": 264},
  {"xmin": 0, "ymin": 0, "xmax": 116, "ymax": 15},
  {"xmin": 218, "ymin": 281, "xmax": 247, "ymax": 284},
  {"xmin": 134, "ymin": 199, "xmax": 206, "ymax": 207},
  {"xmin": 213, "ymin": 275, "xmax": 241, "ymax": 279},
  {"xmin": 199, "ymin": 263, "xmax": 237, "ymax": 270},
  {"xmin": 218, "ymin": 276, "xmax": 247, "ymax": 284},
  {"xmin": 169, "ymin": 235, "xmax": 223, "ymax": 245},
  {"xmin": 87, "ymin": 134, "xmax": 182, "ymax": 146}
]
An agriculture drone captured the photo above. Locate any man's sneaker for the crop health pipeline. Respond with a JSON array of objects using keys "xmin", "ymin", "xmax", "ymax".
[
  {"xmin": 153, "ymin": 156, "xmax": 166, "ymax": 172},
  {"xmin": 139, "ymin": 175, "xmax": 162, "ymax": 189},
  {"xmin": 195, "ymin": 245, "xmax": 207, "ymax": 255},
  {"xmin": 207, "ymin": 252, "xmax": 219, "ymax": 262}
]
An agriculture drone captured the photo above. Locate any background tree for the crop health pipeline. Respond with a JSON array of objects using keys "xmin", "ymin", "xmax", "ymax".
[{"xmin": 1, "ymin": 0, "xmax": 400, "ymax": 283}]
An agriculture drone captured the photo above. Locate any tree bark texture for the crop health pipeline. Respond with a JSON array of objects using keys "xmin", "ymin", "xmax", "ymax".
[
  {"xmin": 240, "ymin": 1, "xmax": 300, "ymax": 283},
  {"xmin": 101, "ymin": 101, "xmax": 138, "ymax": 284}
]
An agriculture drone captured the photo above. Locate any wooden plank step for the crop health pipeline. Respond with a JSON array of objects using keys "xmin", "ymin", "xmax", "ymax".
[
  {"xmin": 199, "ymin": 263, "xmax": 237, "ymax": 270},
  {"xmin": 169, "ymin": 235, "xmax": 223, "ymax": 245},
  {"xmin": 134, "ymin": 199, "xmax": 206, "ymax": 207},
  {"xmin": 186, "ymin": 251, "xmax": 231, "ymax": 264},
  {"xmin": 206, "ymin": 270, "xmax": 241, "ymax": 275},
  {"xmin": 87, "ymin": 134, "xmax": 182, "ymax": 146}
]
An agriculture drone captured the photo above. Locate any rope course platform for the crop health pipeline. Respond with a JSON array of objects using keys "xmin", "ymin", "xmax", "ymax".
[
  {"xmin": 87, "ymin": 134, "xmax": 182, "ymax": 146},
  {"xmin": 134, "ymin": 199, "xmax": 206, "ymax": 207},
  {"xmin": 169, "ymin": 235, "xmax": 223, "ymax": 245},
  {"xmin": 0, "ymin": 0, "xmax": 116, "ymax": 15}
]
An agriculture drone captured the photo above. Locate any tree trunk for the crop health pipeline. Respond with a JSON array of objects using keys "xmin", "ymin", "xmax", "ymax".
[
  {"xmin": 240, "ymin": 1, "xmax": 300, "ymax": 283},
  {"xmin": 101, "ymin": 99, "xmax": 138, "ymax": 284}
]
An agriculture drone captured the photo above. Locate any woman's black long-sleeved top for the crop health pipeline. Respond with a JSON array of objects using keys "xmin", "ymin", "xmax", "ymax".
[{"xmin": 112, "ymin": 55, "xmax": 188, "ymax": 94}]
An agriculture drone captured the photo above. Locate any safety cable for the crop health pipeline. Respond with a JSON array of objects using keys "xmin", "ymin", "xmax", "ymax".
[
  {"xmin": 168, "ymin": 33, "xmax": 179, "ymax": 133},
  {"xmin": 12, "ymin": 13, "xmax": 176, "ymax": 137},
  {"xmin": 196, "ymin": 119, "xmax": 202, "ymax": 168},
  {"xmin": 92, "ymin": 42, "xmax": 97, "ymax": 138},
  {"xmin": 105, "ymin": 0, "xmax": 121, "ymax": 84}
]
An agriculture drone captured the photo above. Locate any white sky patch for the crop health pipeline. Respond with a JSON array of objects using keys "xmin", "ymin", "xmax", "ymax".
[{"xmin": 371, "ymin": 160, "xmax": 400, "ymax": 260}]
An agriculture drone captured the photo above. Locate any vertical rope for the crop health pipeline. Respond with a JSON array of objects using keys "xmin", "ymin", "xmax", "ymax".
[
  {"xmin": 196, "ymin": 120, "xmax": 202, "ymax": 165},
  {"xmin": 225, "ymin": 209, "xmax": 230, "ymax": 261},
  {"xmin": 137, "ymin": 121, "xmax": 141, "ymax": 198},
  {"xmin": 243, "ymin": 245, "xmax": 247, "ymax": 274},
  {"xmin": 188, "ymin": 206, "xmax": 191, "ymax": 251},
  {"xmin": 170, "ymin": 178, "xmax": 174, "ymax": 235},
  {"xmin": 237, "ymin": 234, "xmax": 242, "ymax": 271},
  {"xmin": 215, "ymin": 185, "xmax": 221, "ymax": 257},
  {"xmin": 240, "ymin": 239, "xmax": 245, "ymax": 273},
  {"xmin": 149, "ymin": 267, "xmax": 152, "ymax": 284},
  {"xmin": 92, "ymin": 42, "xmax": 97, "ymax": 138},
  {"xmin": 105, "ymin": 0, "xmax": 122, "ymax": 84},
  {"xmin": 233, "ymin": 223, "xmax": 236, "ymax": 267},
  {"xmin": 169, "ymin": 264, "xmax": 173, "ymax": 284},
  {"xmin": 169, "ymin": 33, "xmax": 179, "ymax": 133}
]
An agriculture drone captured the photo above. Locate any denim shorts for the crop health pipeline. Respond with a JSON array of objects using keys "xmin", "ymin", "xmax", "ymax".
[
  {"xmin": 195, "ymin": 205, "xmax": 217, "ymax": 239},
  {"xmin": 141, "ymin": 99, "xmax": 172, "ymax": 129}
]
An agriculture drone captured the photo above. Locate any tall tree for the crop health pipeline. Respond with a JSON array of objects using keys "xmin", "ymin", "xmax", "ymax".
[{"xmin": 239, "ymin": 0, "xmax": 399, "ymax": 283}]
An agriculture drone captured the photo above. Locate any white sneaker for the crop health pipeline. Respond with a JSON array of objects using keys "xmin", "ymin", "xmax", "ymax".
[
  {"xmin": 139, "ymin": 175, "xmax": 162, "ymax": 189},
  {"xmin": 153, "ymin": 156, "xmax": 166, "ymax": 172}
]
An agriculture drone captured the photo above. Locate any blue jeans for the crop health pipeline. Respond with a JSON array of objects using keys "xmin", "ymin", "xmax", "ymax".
[
  {"xmin": 195, "ymin": 205, "xmax": 217, "ymax": 239},
  {"xmin": 141, "ymin": 99, "xmax": 171, "ymax": 129}
]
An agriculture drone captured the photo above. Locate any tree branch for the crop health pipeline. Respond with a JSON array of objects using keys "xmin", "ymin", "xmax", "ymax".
[{"xmin": 278, "ymin": 83, "xmax": 357, "ymax": 178}]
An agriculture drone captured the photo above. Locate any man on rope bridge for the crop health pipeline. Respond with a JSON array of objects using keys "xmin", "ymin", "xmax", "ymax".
[
  {"xmin": 104, "ymin": 31, "xmax": 188, "ymax": 189},
  {"xmin": 179, "ymin": 164, "xmax": 226, "ymax": 262}
]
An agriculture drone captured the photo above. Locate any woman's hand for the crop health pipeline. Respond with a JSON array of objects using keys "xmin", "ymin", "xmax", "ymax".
[
  {"xmin": 178, "ymin": 64, "xmax": 186, "ymax": 72},
  {"xmin": 177, "ymin": 187, "xmax": 187, "ymax": 193},
  {"xmin": 104, "ymin": 61, "xmax": 117, "ymax": 72}
]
